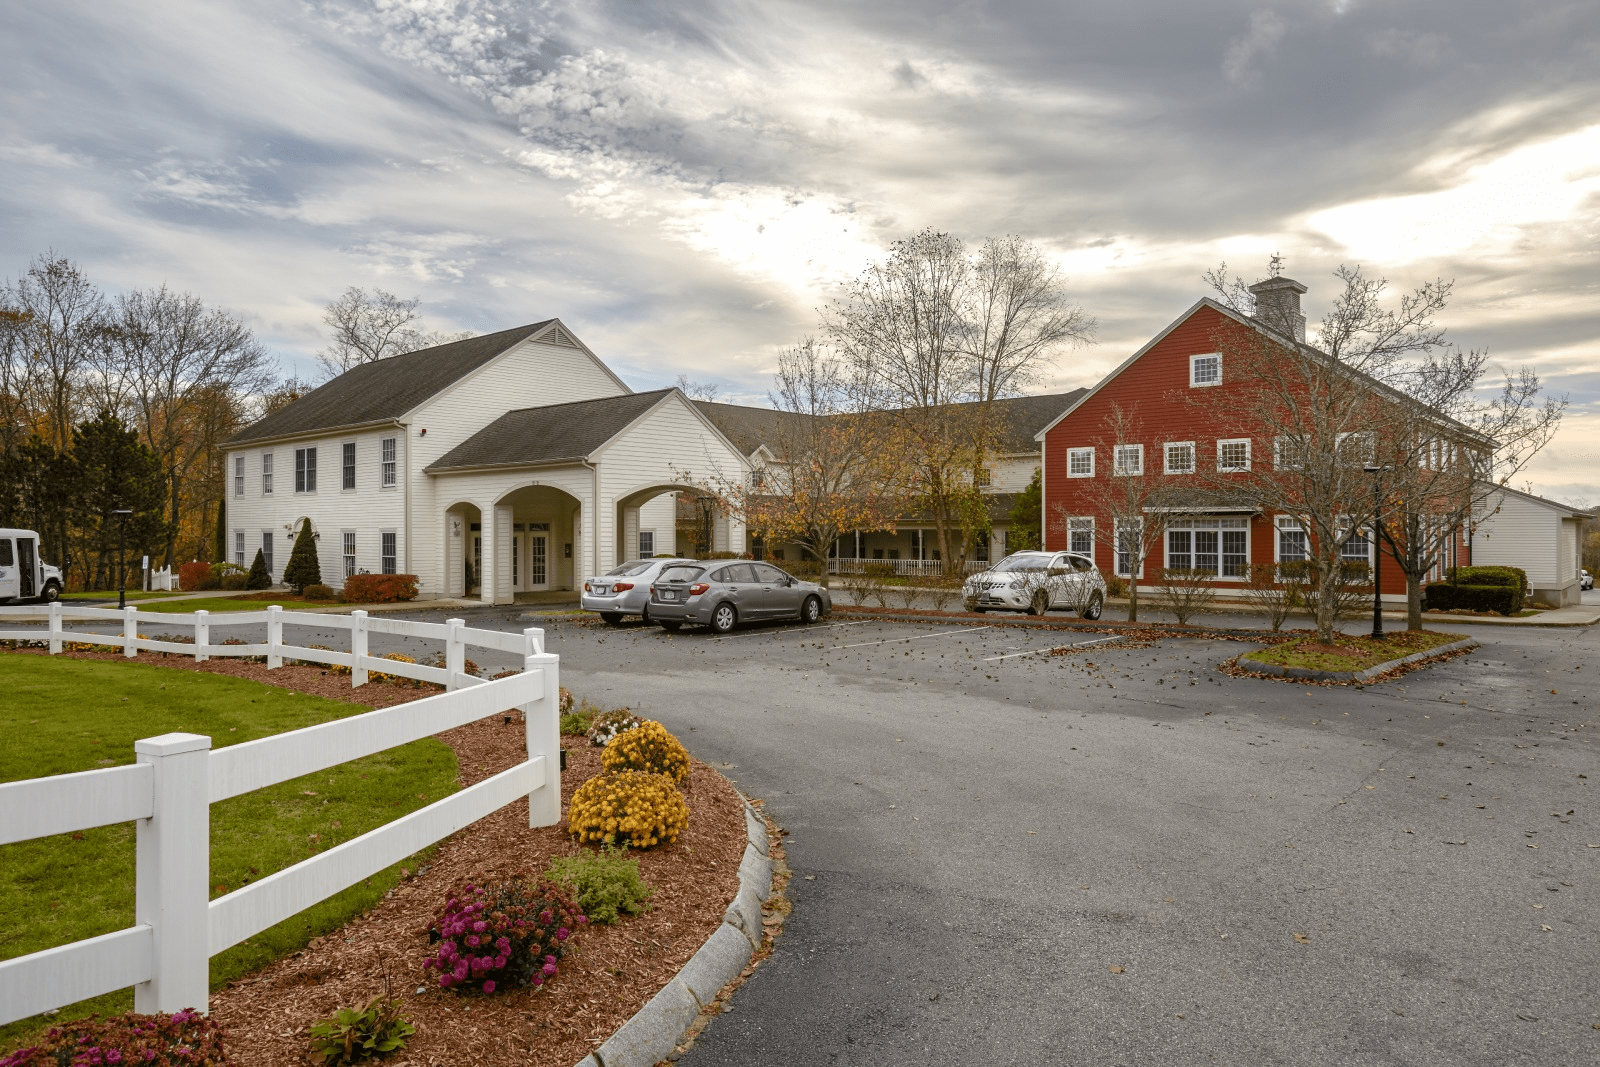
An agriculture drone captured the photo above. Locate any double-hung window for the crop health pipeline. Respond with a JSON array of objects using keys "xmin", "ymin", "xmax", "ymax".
[
  {"xmin": 380, "ymin": 437, "xmax": 397, "ymax": 487},
  {"xmin": 380, "ymin": 532, "xmax": 397, "ymax": 575},
  {"xmin": 1166, "ymin": 517, "xmax": 1249, "ymax": 578},
  {"xmin": 342, "ymin": 531, "xmax": 357, "ymax": 578},
  {"xmin": 1339, "ymin": 524, "xmax": 1372, "ymax": 571},
  {"xmin": 1113, "ymin": 444, "xmax": 1144, "ymax": 477},
  {"xmin": 1190, "ymin": 353, "xmax": 1222, "ymax": 387},
  {"xmin": 1276, "ymin": 517, "xmax": 1308, "ymax": 565},
  {"xmin": 639, "ymin": 531, "xmax": 654, "ymax": 557},
  {"xmin": 1274, "ymin": 436, "xmax": 1306, "ymax": 470},
  {"xmin": 261, "ymin": 453, "xmax": 273, "ymax": 494},
  {"xmin": 1067, "ymin": 447, "xmax": 1094, "ymax": 478},
  {"xmin": 1164, "ymin": 442, "xmax": 1195, "ymax": 475},
  {"xmin": 342, "ymin": 442, "xmax": 356, "ymax": 490},
  {"xmin": 1068, "ymin": 517, "xmax": 1094, "ymax": 557},
  {"xmin": 1217, "ymin": 438, "xmax": 1251, "ymax": 472},
  {"xmin": 234, "ymin": 531, "xmax": 245, "ymax": 567},
  {"xmin": 1114, "ymin": 520, "xmax": 1143, "ymax": 578},
  {"xmin": 295, "ymin": 447, "xmax": 317, "ymax": 492},
  {"xmin": 234, "ymin": 456, "xmax": 244, "ymax": 497},
  {"xmin": 261, "ymin": 532, "xmax": 274, "ymax": 577}
]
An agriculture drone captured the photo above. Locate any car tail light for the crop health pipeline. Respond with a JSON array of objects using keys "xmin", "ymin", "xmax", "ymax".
[
  {"xmin": 688, "ymin": 582, "xmax": 709, "ymax": 595},
  {"xmin": 612, "ymin": 582, "xmax": 634, "ymax": 591},
  {"xmin": 583, "ymin": 582, "xmax": 591, "ymax": 592}
]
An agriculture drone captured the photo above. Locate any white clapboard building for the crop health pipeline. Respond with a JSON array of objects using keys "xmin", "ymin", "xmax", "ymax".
[{"xmin": 223, "ymin": 321, "xmax": 749, "ymax": 603}]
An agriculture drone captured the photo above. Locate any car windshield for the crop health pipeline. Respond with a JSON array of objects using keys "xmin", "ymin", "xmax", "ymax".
[
  {"xmin": 659, "ymin": 565, "xmax": 704, "ymax": 583},
  {"xmin": 607, "ymin": 560, "xmax": 654, "ymax": 577},
  {"xmin": 991, "ymin": 554, "xmax": 1051, "ymax": 572}
]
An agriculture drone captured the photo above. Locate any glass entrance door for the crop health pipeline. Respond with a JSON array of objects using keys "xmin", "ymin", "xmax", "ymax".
[{"xmin": 529, "ymin": 534, "xmax": 548, "ymax": 589}]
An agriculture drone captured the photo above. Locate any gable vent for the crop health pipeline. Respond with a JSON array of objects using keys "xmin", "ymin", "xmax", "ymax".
[{"xmin": 537, "ymin": 325, "xmax": 577, "ymax": 347}]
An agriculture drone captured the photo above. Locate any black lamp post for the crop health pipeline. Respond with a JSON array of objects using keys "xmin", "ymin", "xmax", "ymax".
[
  {"xmin": 1363, "ymin": 466, "xmax": 1390, "ymax": 640},
  {"xmin": 110, "ymin": 509, "xmax": 133, "ymax": 610}
]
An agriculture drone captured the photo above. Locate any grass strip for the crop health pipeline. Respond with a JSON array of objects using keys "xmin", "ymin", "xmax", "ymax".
[
  {"xmin": 1240, "ymin": 628, "xmax": 1465, "ymax": 672},
  {"xmin": 0, "ymin": 655, "xmax": 458, "ymax": 1047}
]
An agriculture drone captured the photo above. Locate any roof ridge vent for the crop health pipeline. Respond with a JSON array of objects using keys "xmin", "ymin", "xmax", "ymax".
[{"xmin": 538, "ymin": 325, "xmax": 577, "ymax": 347}]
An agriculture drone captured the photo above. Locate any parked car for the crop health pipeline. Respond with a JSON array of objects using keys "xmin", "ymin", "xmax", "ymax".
[
  {"xmin": 1583, "ymin": 569, "xmax": 1593, "ymax": 591},
  {"xmin": 0, "ymin": 528, "xmax": 64, "ymax": 604},
  {"xmin": 649, "ymin": 560, "xmax": 832, "ymax": 633},
  {"xmin": 963, "ymin": 550, "xmax": 1106, "ymax": 618},
  {"xmin": 582, "ymin": 558, "xmax": 698, "ymax": 625}
]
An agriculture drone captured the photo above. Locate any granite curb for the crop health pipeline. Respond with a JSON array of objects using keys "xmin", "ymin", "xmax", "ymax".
[
  {"xmin": 572, "ymin": 798, "xmax": 774, "ymax": 1067},
  {"xmin": 1237, "ymin": 636, "xmax": 1480, "ymax": 682}
]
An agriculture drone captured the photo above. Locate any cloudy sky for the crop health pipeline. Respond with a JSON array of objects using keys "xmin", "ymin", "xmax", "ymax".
[{"xmin": 4, "ymin": 0, "xmax": 1597, "ymax": 500}]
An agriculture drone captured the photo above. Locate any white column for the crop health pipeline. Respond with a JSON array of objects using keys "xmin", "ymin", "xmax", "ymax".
[
  {"xmin": 727, "ymin": 512, "xmax": 746, "ymax": 556},
  {"xmin": 492, "ymin": 504, "xmax": 514, "ymax": 604},
  {"xmin": 522, "ymin": 629, "xmax": 561, "ymax": 828},
  {"xmin": 444, "ymin": 513, "xmax": 465, "ymax": 599},
  {"xmin": 133, "ymin": 732, "xmax": 211, "ymax": 1015},
  {"xmin": 622, "ymin": 505, "xmax": 640, "ymax": 561}
]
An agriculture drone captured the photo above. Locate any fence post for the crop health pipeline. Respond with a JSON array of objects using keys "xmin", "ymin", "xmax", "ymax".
[
  {"xmin": 124, "ymin": 605, "xmax": 138, "ymax": 658},
  {"xmin": 193, "ymin": 609, "xmax": 209, "ymax": 663},
  {"xmin": 133, "ymin": 732, "xmax": 211, "ymax": 1015},
  {"xmin": 445, "ymin": 617, "xmax": 465, "ymax": 691},
  {"xmin": 350, "ymin": 610, "xmax": 368, "ymax": 687},
  {"xmin": 266, "ymin": 605, "xmax": 282, "ymax": 669},
  {"xmin": 522, "ymin": 627, "xmax": 560, "ymax": 828},
  {"xmin": 48, "ymin": 600, "xmax": 61, "ymax": 654}
]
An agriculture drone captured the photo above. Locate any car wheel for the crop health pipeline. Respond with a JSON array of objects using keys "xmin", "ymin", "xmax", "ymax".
[
  {"xmin": 1028, "ymin": 590, "xmax": 1049, "ymax": 616},
  {"xmin": 640, "ymin": 604, "xmax": 652, "ymax": 625},
  {"xmin": 801, "ymin": 595, "xmax": 821, "ymax": 624},
  {"xmin": 600, "ymin": 611, "xmax": 624, "ymax": 626},
  {"xmin": 1080, "ymin": 591, "xmax": 1104, "ymax": 620},
  {"xmin": 659, "ymin": 620, "xmax": 683, "ymax": 632},
  {"xmin": 709, "ymin": 602, "xmax": 738, "ymax": 634},
  {"xmin": 41, "ymin": 581, "xmax": 61, "ymax": 604}
]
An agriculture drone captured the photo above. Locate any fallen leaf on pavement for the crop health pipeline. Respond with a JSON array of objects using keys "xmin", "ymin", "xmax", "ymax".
[
  {"xmin": 1293, "ymin": 932, "xmax": 1310, "ymax": 944},
  {"xmin": 1541, "ymin": 925, "xmax": 1553, "ymax": 932},
  {"xmin": 1108, "ymin": 966, "xmax": 1124, "ymax": 974}
]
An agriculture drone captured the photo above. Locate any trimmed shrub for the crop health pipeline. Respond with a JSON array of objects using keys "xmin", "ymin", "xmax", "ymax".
[
  {"xmin": 283, "ymin": 522, "xmax": 322, "ymax": 593},
  {"xmin": 220, "ymin": 571, "xmax": 249, "ymax": 591},
  {"xmin": 1425, "ymin": 582, "xmax": 1520, "ymax": 615},
  {"xmin": 586, "ymin": 708, "xmax": 643, "ymax": 747},
  {"xmin": 568, "ymin": 769, "xmax": 690, "ymax": 849},
  {"xmin": 1446, "ymin": 566, "xmax": 1527, "ymax": 609},
  {"xmin": 0, "ymin": 1009, "xmax": 228, "ymax": 1066},
  {"xmin": 307, "ymin": 995, "xmax": 415, "ymax": 1065},
  {"xmin": 546, "ymin": 845, "xmax": 655, "ymax": 925},
  {"xmin": 179, "ymin": 560, "xmax": 216, "ymax": 591},
  {"xmin": 303, "ymin": 583, "xmax": 338, "ymax": 601},
  {"xmin": 601, "ymin": 720, "xmax": 691, "ymax": 783},
  {"xmin": 423, "ymin": 877, "xmax": 586, "ymax": 995},
  {"xmin": 1103, "ymin": 573, "xmax": 1129, "ymax": 599},
  {"xmin": 341, "ymin": 573, "xmax": 420, "ymax": 603},
  {"xmin": 246, "ymin": 548, "xmax": 271, "ymax": 590}
]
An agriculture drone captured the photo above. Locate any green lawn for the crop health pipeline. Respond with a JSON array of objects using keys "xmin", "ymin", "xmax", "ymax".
[
  {"xmin": 60, "ymin": 590, "xmax": 188, "ymax": 602},
  {"xmin": 133, "ymin": 596, "xmax": 331, "ymax": 613},
  {"xmin": 0, "ymin": 655, "xmax": 458, "ymax": 1046},
  {"xmin": 1241, "ymin": 629, "xmax": 1466, "ymax": 672}
]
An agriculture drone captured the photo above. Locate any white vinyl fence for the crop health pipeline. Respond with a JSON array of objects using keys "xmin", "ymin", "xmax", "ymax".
[{"xmin": 0, "ymin": 605, "xmax": 561, "ymax": 1025}]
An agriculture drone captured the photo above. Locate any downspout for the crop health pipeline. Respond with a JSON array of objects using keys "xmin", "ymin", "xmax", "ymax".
[
  {"xmin": 400, "ymin": 421, "xmax": 411, "ymax": 579},
  {"xmin": 583, "ymin": 457, "xmax": 600, "ymax": 579},
  {"xmin": 1039, "ymin": 440, "xmax": 1047, "ymax": 550}
]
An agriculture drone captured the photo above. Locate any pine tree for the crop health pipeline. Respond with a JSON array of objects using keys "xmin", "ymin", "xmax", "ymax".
[
  {"xmin": 246, "ymin": 548, "xmax": 271, "ymax": 590},
  {"xmin": 282, "ymin": 520, "xmax": 321, "ymax": 592}
]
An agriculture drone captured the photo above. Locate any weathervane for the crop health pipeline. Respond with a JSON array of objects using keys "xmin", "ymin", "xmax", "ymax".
[{"xmin": 1269, "ymin": 252, "xmax": 1284, "ymax": 277}]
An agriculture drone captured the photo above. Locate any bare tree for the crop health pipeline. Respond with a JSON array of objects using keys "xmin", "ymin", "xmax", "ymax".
[
  {"xmin": 314, "ymin": 286, "xmax": 472, "ymax": 381},
  {"xmin": 2, "ymin": 253, "xmax": 108, "ymax": 450},
  {"xmin": 674, "ymin": 374, "xmax": 722, "ymax": 403},
  {"xmin": 967, "ymin": 234, "xmax": 1096, "ymax": 402}
]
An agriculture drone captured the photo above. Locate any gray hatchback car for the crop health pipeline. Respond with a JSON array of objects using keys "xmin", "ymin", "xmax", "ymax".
[
  {"xmin": 582, "ymin": 558, "xmax": 697, "ymax": 625},
  {"xmin": 649, "ymin": 560, "xmax": 832, "ymax": 633}
]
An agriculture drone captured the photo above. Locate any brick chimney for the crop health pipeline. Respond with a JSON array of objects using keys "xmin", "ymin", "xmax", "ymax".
[{"xmin": 1248, "ymin": 276, "xmax": 1307, "ymax": 342}]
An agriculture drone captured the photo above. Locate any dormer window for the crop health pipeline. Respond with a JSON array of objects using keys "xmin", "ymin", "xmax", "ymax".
[{"xmin": 1190, "ymin": 353, "xmax": 1222, "ymax": 387}]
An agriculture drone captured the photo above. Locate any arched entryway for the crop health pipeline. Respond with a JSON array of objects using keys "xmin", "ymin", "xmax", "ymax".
[
  {"xmin": 495, "ymin": 484, "xmax": 584, "ymax": 599},
  {"xmin": 441, "ymin": 502, "xmax": 482, "ymax": 599},
  {"xmin": 611, "ymin": 481, "xmax": 710, "ymax": 565}
]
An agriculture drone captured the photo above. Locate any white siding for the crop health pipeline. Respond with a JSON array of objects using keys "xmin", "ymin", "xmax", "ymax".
[
  {"xmin": 1474, "ymin": 492, "xmax": 1558, "ymax": 585},
  {"xmin": 989, "ymin": 454, "xmax": 1040, "ymax": 492}
]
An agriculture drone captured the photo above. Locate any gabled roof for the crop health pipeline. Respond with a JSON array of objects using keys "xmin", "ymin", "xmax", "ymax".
[
  {"xmin": 690, "ymin": 402, "xmax": 812, "ymax": 458},
  {"xmin": 1033, "ymin": 297, "xmax": 1492, "ymax": 445},
  {"xmin": 1480, "ymin": 482, "xmax": 1587, "ymax": 518},
  {"xmin": 228, "ymin": 319, "xmax": 626, "ymax": 446},
  {"xmin": 425, "ymin": 389, "xmax": 677, "ymax": 472}
]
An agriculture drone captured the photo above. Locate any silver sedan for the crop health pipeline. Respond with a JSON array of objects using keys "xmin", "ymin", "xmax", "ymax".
[
  {"xmin": 649, "ymin": 560, "xmax": 832, "ymax": 633},
  {"xmin": 582, "ymin": 558, "xmax": 697, "ymax": 625}
]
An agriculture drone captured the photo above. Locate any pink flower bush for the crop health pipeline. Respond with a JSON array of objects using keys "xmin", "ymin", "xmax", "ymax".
[
  {"xmin": 423, "ymin": 877, "xmax": 586, "ymax": 995},
  {"xmin": 0, "ymin": 1010, "xmax": 227, "ymax": 1066}
]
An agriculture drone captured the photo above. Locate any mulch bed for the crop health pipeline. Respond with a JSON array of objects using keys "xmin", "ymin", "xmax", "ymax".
[{"xmin": 4, "ymin": 648, "xmax": 749, "ymax": 1067}]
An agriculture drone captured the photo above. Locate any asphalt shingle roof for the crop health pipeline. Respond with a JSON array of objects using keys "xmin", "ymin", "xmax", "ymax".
[
  {"xmin": 227, "ymin": 321, "xmax": 554, "ymax": 445},
  {"xmin": 424, "ymin": 389, "xmax": 674, "ymax": 471}
]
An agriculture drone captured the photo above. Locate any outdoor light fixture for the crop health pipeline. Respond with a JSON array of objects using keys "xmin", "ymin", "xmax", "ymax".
[
  {"xmin": 110, "ymin": 509, "xmax": 133, "ymax": 611},
  {"xmin": 1363, "ymin": 465, "xmax": 1391, "ymax": 640}
]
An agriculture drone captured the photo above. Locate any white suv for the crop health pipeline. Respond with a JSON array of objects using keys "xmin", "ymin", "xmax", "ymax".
[{"xmin": 963, "ymin": 551, "xmax": 1106, "ymax": 618}]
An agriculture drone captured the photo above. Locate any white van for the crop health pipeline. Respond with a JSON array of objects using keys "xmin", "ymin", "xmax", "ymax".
[{"xmin": 0, "ymin": 529, "xmax": 65, "ymax": 604}]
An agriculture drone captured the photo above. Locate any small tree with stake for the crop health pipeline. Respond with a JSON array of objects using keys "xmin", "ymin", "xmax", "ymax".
[{"xmin": 282, "ymin": 521, "xmax": 321, "ymax": 593}]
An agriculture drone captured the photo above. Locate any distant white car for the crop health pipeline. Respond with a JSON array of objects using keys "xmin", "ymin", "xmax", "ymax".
[
  {"xmin": 0, "ymin": 528, "xmax": 64, "ymax": 604},
  {"xmin": 1583, "ymin": 569, "xmax": 1593, "ymax": 591},
  {"xmin": 963, "ymin": 550, "xmax": 1106, "ymax": 618}
]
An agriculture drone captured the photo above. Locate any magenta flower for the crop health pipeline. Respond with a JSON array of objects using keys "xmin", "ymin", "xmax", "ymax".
[
  {"xmin": 482, "ymin": 980, "xmax": 496, "ymax": 993},
  {"xmin": 465, "ymin": 934, "xmax": 480, "ymax": 947},
  {"xmin": 495, "ymin": 954, "xmax": 507, "ymax": 968},
  {"xmin": 542, "ymin": 961, "xmax": 558, "ymax": 976},
  {"xmin": 556, "ymin": 927, "xmax": 569, "ymax": 941},
  {"xmin": 472, "ymin": 920, "xmax": 487, "ymax": 933},
  {"xmin": 107, "ymin": 1052, "xmax": 123, "ymax": 1064}
]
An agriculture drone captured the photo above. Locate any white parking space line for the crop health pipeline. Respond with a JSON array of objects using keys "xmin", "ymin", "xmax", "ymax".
[
  {"xmin": 982, "ymin": 635, "xmax": 1120, "ymax": 662},
  {"xmin": 833, "ymin": 626, "xmax": 992, "ymax": 649},
  {"xmin": 709, "ymin": 621, "xmax": 871, "ymax": 642}
]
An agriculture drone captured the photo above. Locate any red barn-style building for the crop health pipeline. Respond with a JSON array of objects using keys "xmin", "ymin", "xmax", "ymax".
[{"xmin": 1035, "ymin": 279, "xmax": 1471, "ymax": 599}]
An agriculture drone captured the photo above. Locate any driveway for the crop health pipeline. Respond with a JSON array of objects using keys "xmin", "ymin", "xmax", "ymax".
[{"xmin": 22, "ymin": 606, "xmax": 1599, "ymax": 1063}]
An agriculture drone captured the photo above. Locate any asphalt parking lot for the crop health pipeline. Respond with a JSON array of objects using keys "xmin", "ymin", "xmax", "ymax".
[{"xmin": 27, "ymin": 606, "xmax": 1600, "ymax": 1063}]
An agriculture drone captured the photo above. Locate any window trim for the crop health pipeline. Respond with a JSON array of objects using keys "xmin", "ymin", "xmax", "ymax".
[
  {"xmin": 261, "ymin": 452, "xmax": 273, "ymax": 495},
  {"xmin": 1163, "ymin": 516, "xmax": 1250, "ymax": 579},
  {"xmin": 1066, "ymin": 516, "xmax": 1094, "ymax": 558},
  {"xmin": 1217, "ymin": 438, "xmax": 1252, "ymax": 473},
  {"xmin": 380, "ymin": 436, "xmax": 398, "ymax": 489},
  {"xmin": 1113, "ymin": 443, "xmax": 1144, "ymax": 477},
  {"xmin": 294, "ymin": 446, "xmax": 318, "ymax": 493},
  {"xmin": 234, "ymin": 530, "xmax": 245, "ymax": 568},
  {"xmin": 260, "ymin": 531, "xmax": 275, "ymax": 578},
  {"xmin": 380, "ymin": 530, "xmax": 397, "ymax": 575},
  {"xmin": 1273, "ymin": 435, "xmax": 1306, "ymax": 471},
  {"xmin": 234, "ymin": 456, "xmax": 244, "ymax": 498},
  {"xmin": 1163, "ymin": 441, "xmax": 1195, "ymax": 475},
  {"xmin": 342, "ymin": 530, "xmax": 357, "ymax": 579},
  {"xmin": 341, "ymin": 440, "xmax": 357, "ymax": 491},
  {"xmin": 1274, "ymin": 515, "xmax": 1308, "ymax": 566},
  {"xmin": 1113, "ymin": 519, "xmax": 1145, "ymax": 579},
  {"xmin": 639, "ymin": 530, "xmax": 655, "ymax": 558},
  {"xmin": 1066, "ymin": 447, "xmax": 1095, "ymax": 478},
  {"xmin": 1190, "ymin": 352, "xmax": 1222, "ymax": 387}
]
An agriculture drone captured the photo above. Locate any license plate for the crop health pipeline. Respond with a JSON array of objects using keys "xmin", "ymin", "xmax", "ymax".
[{"xmin": 661, "ymin": 591, "xmax": 678, "ymax": 601}]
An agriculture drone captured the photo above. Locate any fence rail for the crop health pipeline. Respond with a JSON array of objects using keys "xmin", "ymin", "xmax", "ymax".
[
  {"xmin": 0, "ymin": 606, "xmax": 559, "ymax": 1026},
  {"xmin": 826, "ymin": 558, "xmax": 991, "ymax": 578}
]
